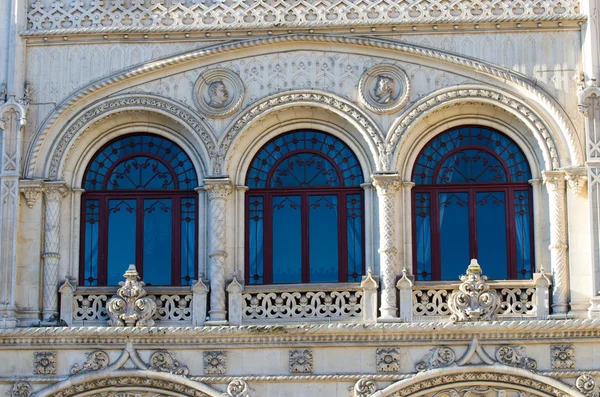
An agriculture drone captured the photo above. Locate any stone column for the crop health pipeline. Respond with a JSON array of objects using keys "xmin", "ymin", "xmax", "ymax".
[
  {"xmin": 578, "ymin": 83, "xmax": 600, "ymax": 316},
  {"xmin": 204, "ymin": 178, "xmax": 233, "ymax": 324},
  {"xmin": 41, "ymin": 182, "xmax": 68, "ymax": 322},
  {"xmin": 372, "ymin": 173, "xmax": 401, "ymax": 320},
  {"xmin": 542, "ymin": 171, "xmax": 569, "ymax": 315},
  {"xmin": 0, "ymin": 101, "xmax": 26, "ymax": 328}
]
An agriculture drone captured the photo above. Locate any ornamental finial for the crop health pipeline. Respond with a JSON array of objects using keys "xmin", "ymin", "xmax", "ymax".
[
  {"xmin": 448, "ymin": 259, "xmax": 500, "ymax": 322},
  {"xmin": 106, "ymin": 264, "xmax": 157, "ymax": 326}
]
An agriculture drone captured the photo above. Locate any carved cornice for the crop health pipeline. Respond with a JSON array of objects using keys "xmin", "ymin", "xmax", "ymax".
[{"xmin": 24, "ymin": 0, "xmax": 584, "ymax": 36}]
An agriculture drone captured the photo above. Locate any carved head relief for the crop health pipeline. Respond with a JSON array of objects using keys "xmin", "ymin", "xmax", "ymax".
[
  {"xmin": 359, "ymin": 65, "xmax": 410, "ymax": 114},
  {"xmin": 373, "ymin": 75, "xmax": 395, "ymax": 104},
  {"xmin": 193, "ymin": 69, "xmax": 245, "ymax": 118},
  {"xmin": 207, "ymin": 80, "xmax": 230, "ymax": 108}
]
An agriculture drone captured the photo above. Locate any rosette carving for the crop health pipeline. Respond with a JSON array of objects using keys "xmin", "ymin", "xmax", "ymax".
[
  {"xmin": 576, "ymin": 375, "xmax": 598, "ymax": 397},
  {"xmin": 354, "ymin": 379, "xmax": 377, "ymax": 397},
  {"xmin": 226, "ymin": 380, "xmax": 250, "ymax": 397},
  {"xmin": 448, "ymin": 259, "xmax": 500, "ymax": 322},
  {"xmin": 106, "ymin": 265, "xmax": 157, "ymax": 326}
]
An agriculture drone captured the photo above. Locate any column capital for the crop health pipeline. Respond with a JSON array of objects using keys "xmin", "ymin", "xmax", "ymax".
[
  {"xmin": 203, "ymin": 178, "xmax": 234, "ymax": 200},
  {"xmin": 371, "ymin": 173, "xmax": 401, "ymax": 196},
  {"xmin": 19, "ymin": 179, "xmax": 44, "ymax": 209},
  {"xmin": 564, "ymin": 167, "xmax": 588, "ymax": 195},
  {"xmin": 43, "ymin": 181, "xmax": 69, "ymax": 201},
  {"xmin": 542, "ymin": 171, "xmax": 566, "ymax": 191}
]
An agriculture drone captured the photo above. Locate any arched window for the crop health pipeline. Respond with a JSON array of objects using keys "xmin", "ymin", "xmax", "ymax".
[
  {"xmin": 246, "ymin": 130, "xmax": 365, "ymax": 284},
  {"xmin": 412, "ymin": 126, "xmax": 533, "ymax": 281},
  {"xmin": 80, "ymin": 134, "xmax": 198, "ymax": 286}
]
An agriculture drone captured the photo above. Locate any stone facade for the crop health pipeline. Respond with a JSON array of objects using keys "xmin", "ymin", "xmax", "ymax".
[{"xmin": 1, "ymin": 0, "xmax": 600, "ymax": 395}]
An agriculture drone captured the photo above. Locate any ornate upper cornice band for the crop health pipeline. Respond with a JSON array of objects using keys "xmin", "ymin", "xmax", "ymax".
[
  {"xmin": 26, "ymin": 35, "xmax": 580, "ymax": 178},
  {"xmin": 24, "ymin": 0, "xmax": 584, "ymax": 36}
]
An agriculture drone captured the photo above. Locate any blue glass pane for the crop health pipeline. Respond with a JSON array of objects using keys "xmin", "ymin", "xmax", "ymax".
[
  {"xmin": 247, "ymin": 131, "xmax": 363, "ymax": 188},
  {"xmin": 436, "ymin": 149, "xmax": 507, "ymax": 184},
  {"xmin": 415, "ymin": 193, "xmax": 432, "ymax": 281},
  {"xmin": 248, "ymin": 196, "xmax": 264, "ymax": 285},
  {"xmin": 107, "ymin": 199, "xmax": 137, "ymax": 285},
  {"xmin": 83, "ymin": 200, "xmax": 100, "ymax": 286},
  {"xmin": 413, "ymin": 127, "xmax": 531, "ymax": 184},
  {"xmin": 514, "ymin": 190, "xmax": 533, "ymax": 279},
  {"xmin": 476, "ymin": 192, "xmax": 508, "ymax": 279},
  {"xmin": 271, "ymin": 153, "xmax": 340, "ymax": 187},
  {"xmin": 107, "ymin": 156, "xmax": 175, "ymax": 190},
  {"xmin": 272, "ymin": 196, "xmax": 302, "ymax": 283},
  {"xmin": 143, "ymin": 199, "xmax": 172, "ymax": 286},
  {"xmin": 180, "ymin": 198, "xmax": 196, "ymax": 286},
  {"xmin": 84, "ymin": 134, "xmax": 198, "ymax": 191},
  {"xmin": 439, "ymin": 192, "xmax": 470, "ymax": 280},
  {"xmin": 309, "ymin": 195, "xmax": 339, "ymax": 283},
  {"xmin": 346, "ymin": 194, "xmax": 363, "ymax": 282}
]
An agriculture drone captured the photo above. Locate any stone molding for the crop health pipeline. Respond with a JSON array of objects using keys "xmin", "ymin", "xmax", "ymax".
[
  {"xmin": 26, "ymin": 35, "xmax": 577, "ymax": 178},
  {"xmin": 24, "ymin": 0, "xmax": 583, "ymax": 36}
]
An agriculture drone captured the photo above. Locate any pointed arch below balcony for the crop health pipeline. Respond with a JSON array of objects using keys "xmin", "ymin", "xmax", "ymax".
[{"xmin": 369, "ymin": 365, "xmax": 584, "ymax": 397}]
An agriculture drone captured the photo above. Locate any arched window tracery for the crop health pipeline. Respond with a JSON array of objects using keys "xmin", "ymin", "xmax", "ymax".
[
  {"xmin": 245, "ymin": 130, "xmax": 365, "ymax": 285},
  {"xmin": 412, "ymin": 126, "xmax": 534, "ymax": 281},
  {"xmin": 80, "ymin": 134, "xmax": 198, "ymax": 286}
]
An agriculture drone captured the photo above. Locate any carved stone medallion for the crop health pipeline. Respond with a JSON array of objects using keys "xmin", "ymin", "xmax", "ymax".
[
  {"xmin": 358, "ymin": 65, "xmax": 410, "ymax": 114},
  {"xmin": 193, "ymin": 69, "xmax": 244, "ymax": 118}
]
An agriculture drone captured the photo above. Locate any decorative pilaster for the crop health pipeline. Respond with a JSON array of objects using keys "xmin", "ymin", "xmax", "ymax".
[
  {"xmin": 542, "ymin": 171, "xmax": 569, "ymax": 315},
  {"xmin": 41, "ymin": 181, "xmax": 68, "ymax": 322},
  {"xmin": 579, "ymin": 82, "xmax": 600, "ymax": 317},
  {"xmin": 0, "ymin": 101, "xmax": 26, "ymax": 328},
  {"xmin": 204, "ymin": 178, "xmax": 233, "ymax": 324},
  {"xmin": 372, "ymin": 173, "xmax": 401, "ymax": 319}
]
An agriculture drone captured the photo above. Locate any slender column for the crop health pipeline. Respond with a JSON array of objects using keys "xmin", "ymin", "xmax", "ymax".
[
  {"xmin": 204, "ymin": 178, "xmax": 233, "ymax": 324},
  {"xmin": 372, "ymin": 173, "xmax": 401, "ymax": 320},
  {"xmin": 401, "ymin": 182, "xmax": 415, "ymax": 275},
  {"xmin": 578, "ymin": 83, "xmax": 600, "ymax": 316},
  {"xmin": 41, "ymin": 182, "xmax": 68, "ymax": 322},
  {"xmin": 542, "ymin": 171, "xmax": 569, "ymax": 315}
]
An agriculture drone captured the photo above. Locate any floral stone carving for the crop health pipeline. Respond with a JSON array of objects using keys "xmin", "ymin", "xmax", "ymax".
[
  {"xmin": 226, "ymin": 380, "xmax": 250, "ymax": 397},
  {"xmin": 203, "ymin": 351, "xmax": 227, "ymax": 375},
  {"xmin": 289, "ymin": 349, "xmax": 313, "ymax": 373},
  {"xmin": 495, "ymin": 346, "xmax": 537, "ymax": 370},
  {"xmin": 10, "ymin": 381, "xmax": 33, "ymax": 397},
  {"xmin": 71, "ymin": 350, "xmax": 110, "ymax": 374},
  {"xmin": 551, "ymin": 344, "xmax": 575, "ymax": 369},
  {"xmin": 359, "ymin": 65, "xmax": 410, "ymax": 114},
  {"xmin": 576, "ymin": 375, "xmax": 598, "ymax": 397},
  {"xmin": 34, "ymin": 351, "xmax": 57, "ymax": 375},
  {"xmin": 193, "ymin": 69, "xmax": 245, "ymax": 118},
  {"xmin": 149, "ymin": 350, "xmax": 189, "ymax": 376},
  {"xmin": 354, "ymin": 379, "xmax": 377, "ymax": 397},
  {"xmin": 448, "ymin": 259, "xmax": 501, "ymax": 322},
  {"xmin": 376, "ymin": 348, "xmax": 400, "ymax": 372},
  {"xmin": 415, "ymin": 346, "xmax": 456, "ymax": 372},
  {"xmin": 106, "ymin": 265, "xmax": 157, "ymax": 326}
]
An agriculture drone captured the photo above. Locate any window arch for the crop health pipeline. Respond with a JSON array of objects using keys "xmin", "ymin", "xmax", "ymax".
[
  {"xmin": 246, "ymin": 130, "xmax": 365, "ymax": 284},
  {"xmin": 412, "ymin": 126, "xmax": 533, "ymax": 281},
  {"xmin": 80, "ymin": 134, "xmax": 199, "ymax": 286}
]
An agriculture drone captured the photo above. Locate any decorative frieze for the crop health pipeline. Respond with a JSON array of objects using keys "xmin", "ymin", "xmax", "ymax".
[
  {"xmin": 551, "ymin": 344, "xmax": 575, "ymax": 369},
  {"xmin": 376, "ymin": 348, "xmax": 400, "ymax": 373},
  {"xmin": 34, "ymin": 351, "xmax": 57, "ymax": 375},
  {"xmin": 106, "ymin": 265, "xmax": 157, "ymax": 327},
  {"xmin": 448, "ymin": 260, "xmax": 500, "ymax": 322},
  {"xmin": 289, "ymin": 349, "xmax": 313, "ymax": 373},
  {"xmin": 204, "ymin": 351, "xmax": 227, "ymax": 375}
]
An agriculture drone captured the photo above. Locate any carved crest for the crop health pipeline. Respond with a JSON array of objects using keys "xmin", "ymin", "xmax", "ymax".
[
  {"xmin": 106, "ymin": 265, "xmax": 157, "ymax": 326},
  {"xmin": 448, "ymin": 259, "xmax": 500, "ymax": 322}
]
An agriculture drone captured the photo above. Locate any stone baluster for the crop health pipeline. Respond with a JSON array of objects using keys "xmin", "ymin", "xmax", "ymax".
[
  {"xmin": 542, "ymin": 171, "xmax": 569, "ymax": 315},
  {"xmin": 0, "ymin": 101, "xmax": 26, "ymax": 328},
  {"xmin": 204, "ymin": 178, "xmax": 233, "ymax": 324},
  {"xmin": 41, "ymin": 182, "xmax": 69, "ymax": 322},
  {"xmin": 372, "ymin": 173, "xmax": 401, "ymax": 320}
]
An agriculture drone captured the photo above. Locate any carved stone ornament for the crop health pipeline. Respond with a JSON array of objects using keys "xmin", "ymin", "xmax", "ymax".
[
  {"xmin": 193, "ymin": 69, "xmax": 245, "ymax": 118},
  {"xmin": 565, "ymin": 168, "xmax": 588, "ymax": 195},
  {"xmin": 576, "ymin": 375, "xmax": 598, "ymax": 397},
  {"xmin": 359, "ymin": 65, "xmax": 410, "ymax": 114},
  {"xmin": 20, "ymin": 185, "xmax": 43, "ymax": 208},
  {"xmin": 495, "ymin": 345, "xmax": 537, "ymax": 370},
  {"xmin": 106, "ymin": 265, "xmax": 157, "ymax": 326},
  {"xmin": 149, "ymin": 350, "xmax": 189, "ymax": 376},
  {"xmin": 10, "ymin": 381, "xmax": 33, "ymax": 397},
  {"xmin": 448, "ymin": 259, "xmax": 501, "ymax": 322},
  {"xmin": 71, "ymin": 350, "xmax": 110, "ymax": 374},
  {"xmin": 354, "ymin": 378, "xmax": 377, "ymax": 397},
  {"xmin": 289, "ymin": 349, "xmax": 313, "ymax": 373},
  {"xmin": 226, "ymin": 380, "xmax": 250, "ymax": 397},
  {"xmin": 203, "ymin": 351, "xmax": 227, "ymax": 375},
  {"xmin": 415, "ymin": 346, "xmax": 456, "ymax": 372},
  {"xmin": 376, "ymin": 348, "xmax": 400, "ymax": 373},
  {"xmin": 551, "ymin": 344, "xmax": 575, "ymax": 369},
  {"xmin": 34, "ymin": 351, "xmax": 57, "ymax": 375}
]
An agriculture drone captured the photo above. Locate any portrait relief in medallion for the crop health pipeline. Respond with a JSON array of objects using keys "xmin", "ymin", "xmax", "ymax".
[
  {"xmin": 193, "ymin": 69, "xmax": 245, "ymax": 118},
  {"xmin": 359, "ymin": 65, "xmax": 410, "ymax": 114}
]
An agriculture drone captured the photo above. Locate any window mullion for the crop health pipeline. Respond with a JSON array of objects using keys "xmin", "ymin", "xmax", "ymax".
[
  {"xmin": 136, "ymin": 196, "xmax": 144, "ymax": 280},
  {"xmin": 302, "ymin": 192, "xmax": 309, "ymax": 283},
  {"xmin": 172, "ymin": 196, "xmax": 181, "ymax": 286},
  {"xmin": 99, "ymin": 196, "xmax": 108, "ymax": 286},
  {"xmin": 469, "ymin": 189, "xmax": 477, "ymax": 261}
]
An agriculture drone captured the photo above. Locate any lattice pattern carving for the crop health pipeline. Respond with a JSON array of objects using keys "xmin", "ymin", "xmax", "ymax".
[
  {"xmin": 242, "ymin": 288, "xmax": 363, "ymax": 321},
  {"xmin": 26, "ymin": 0, "xmax": 583, "ymax": 35}
]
